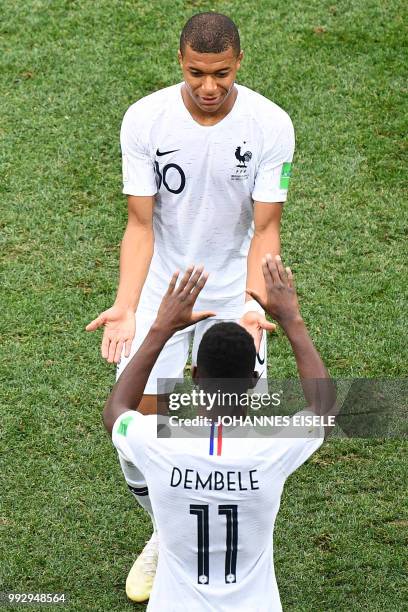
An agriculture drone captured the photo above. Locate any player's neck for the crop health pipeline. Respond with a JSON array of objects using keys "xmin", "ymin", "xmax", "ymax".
[
  {"xmin": 198, "ymin": 405, "xmax": 247, "ymax": 421},
  {"xmin": 181, "ymin": 84, "xmax": 238, "ymax": 127}
]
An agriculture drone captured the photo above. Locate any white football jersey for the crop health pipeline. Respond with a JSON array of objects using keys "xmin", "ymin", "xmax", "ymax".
[
  {"xmin": 121, "ymin": 83, "xmax": 295, "ymax": 317},
  {"xmin": 112, "ymin": 411, "xmax": 323, "ymax": 611}
]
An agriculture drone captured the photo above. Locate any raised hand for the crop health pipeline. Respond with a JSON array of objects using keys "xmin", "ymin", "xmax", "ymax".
[
  {"xmin": 155, "ymin": 266, "xmax": 216, "ymax": 333},
  {"xmin": 246, "ymin": 254, "xmax": 301, "ymax": 324},
  {"xmin": 85, "ymin": 305, "xmax": 135, "ymax": 364}
]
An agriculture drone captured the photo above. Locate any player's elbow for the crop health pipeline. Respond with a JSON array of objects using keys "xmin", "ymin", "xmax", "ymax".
[
  {"xmin": 253, "ymin": 219, "xmax": 280, "ymax": 241},
  {"xmin": 102, "ymin": 405, "xmax": 113, "ymax": 436},
  {"xmin": 125, "ymin": 218, "xmax": 154, "ymax": 238},
  {"xmin": 102, "ymin": 397, "xmax": 118, "ymax": 436}
]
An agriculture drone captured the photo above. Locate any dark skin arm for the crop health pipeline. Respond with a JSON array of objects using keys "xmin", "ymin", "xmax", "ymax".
[
  {"xmin": 248, "ymin": 254, "xmax": 337, "ymax": 436},
  {"xmin": 103, "ymin": 266, "xmax": 215, "ymax": 435}
]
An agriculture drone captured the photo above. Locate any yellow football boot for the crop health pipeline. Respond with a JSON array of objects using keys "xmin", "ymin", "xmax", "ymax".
[{"xmin": 125, "ymin": 532, "xmax": 159, "ymax": 603}]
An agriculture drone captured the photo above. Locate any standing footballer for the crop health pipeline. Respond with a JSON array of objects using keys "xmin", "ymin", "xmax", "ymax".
[{"xmin": 87, "ymin": 12, "xmax": 295, "ymax": 601}]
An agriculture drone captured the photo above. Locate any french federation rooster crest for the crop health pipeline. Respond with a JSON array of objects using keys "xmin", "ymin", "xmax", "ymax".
[{"xmin": 235, "ymin": 144, "xmax": 252, "ymax": 168}]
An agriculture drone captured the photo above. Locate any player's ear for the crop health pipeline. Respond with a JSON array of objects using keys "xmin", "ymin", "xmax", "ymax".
[
  {"xmin": 236, "ymin": 50, "xmax": 243, "ymax": 69},
  {"xmin": 191, "ymin": 365, "xmax": 198, "ymax": 383},
  {"xmin": 249, "ymin": 371, "xmax": 259, "ymax": 389},
  {"xmin": 177, "ymin": 49, "xmax": 183, "ymax": 67}
]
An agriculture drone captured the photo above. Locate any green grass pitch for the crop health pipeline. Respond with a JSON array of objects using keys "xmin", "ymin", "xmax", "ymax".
[{"xmin": 1, "ymin": 1, "xmax": 407, "ymax": 610}]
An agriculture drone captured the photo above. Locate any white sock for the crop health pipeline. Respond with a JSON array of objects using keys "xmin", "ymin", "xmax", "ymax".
[{"xmin": 118, "ymin": 453, "xmax": 157, "ymax": 534}]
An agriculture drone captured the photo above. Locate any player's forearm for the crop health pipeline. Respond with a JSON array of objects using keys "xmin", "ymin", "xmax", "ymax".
[
  {"xmin": 246, "ymin": 231, "xmax": 280, "ymax": 303},
  {"xmin": 114, "ymin": 224, "xmax": 154, "ymax": 311},
  {"xmin": 282, "ymin": 317, "xmax": 327, "ymax": 379},
  {"xmin": 281, "ymin": 317, "xmax": 335, "ymax": 416},
  {"xmin": 103, "ymin": 324, "xmax": 171, "ymax": 433}
]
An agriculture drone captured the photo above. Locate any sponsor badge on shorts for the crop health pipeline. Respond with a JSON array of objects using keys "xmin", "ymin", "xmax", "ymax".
[{"xmin": 280, "ymin": 162, "xmax": 292, "ymax": 189}]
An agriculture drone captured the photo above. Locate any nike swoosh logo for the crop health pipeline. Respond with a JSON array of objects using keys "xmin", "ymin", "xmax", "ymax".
[
  {"xmin": 256, "ymin": 352, "xmax": 265, "ymax": 365},
  {"xmin": 156, "ymin": 148, "xmax": 180, "ymax": 156}
]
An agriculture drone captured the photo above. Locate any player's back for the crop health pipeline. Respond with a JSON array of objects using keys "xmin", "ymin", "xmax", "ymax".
[
  {"xmin": 148, "ymin": 435, "xmax": 283, "ymax": 612},
  {"xmin": 113, "ymin": 412, "xmax": 323, "ymax": 611}
]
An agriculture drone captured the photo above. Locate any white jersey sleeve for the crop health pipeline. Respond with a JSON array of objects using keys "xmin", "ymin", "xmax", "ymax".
[
  {"xmin": 112, "ymin": 410, "xmax": 155, "ymax": 475},
  {"xmin": 120, "ymin": 105, "xmax": 158, "ymax": 197},
  {"xmin": 251, "ymin": 112, "xmax": 295, "ymax": 204},
  {"xmin": 276, "ymin": 410, "xmax": 324, "ymax": 477}
]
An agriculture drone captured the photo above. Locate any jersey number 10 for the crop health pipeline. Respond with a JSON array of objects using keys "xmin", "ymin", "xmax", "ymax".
[
  {"xmin": 154, "ymin": 161, "xmax": 186, "ymax": 194},
  {"xmin": 190, "ymin": 504, "xmax": 238, "ymax": 585}
]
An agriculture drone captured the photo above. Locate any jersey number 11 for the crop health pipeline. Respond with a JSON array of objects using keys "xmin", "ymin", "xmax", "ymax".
[{"xmin": 190, "ymin": 504, "xmax": 238, "ymax": 585}]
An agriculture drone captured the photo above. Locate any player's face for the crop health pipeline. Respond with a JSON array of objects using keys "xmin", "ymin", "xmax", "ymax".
[{"xmin": 178, "ymin": 45, "xmax": 243, "ymax": 114}]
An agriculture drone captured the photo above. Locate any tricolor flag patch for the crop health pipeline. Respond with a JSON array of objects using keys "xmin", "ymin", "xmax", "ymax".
[
  {"xmin": 280, "ymin": 162, "xmax": 292, "ymax": 189},
  {"xmin": 117, "ymin": 414, "xmax": 134, "ymax": 436}
]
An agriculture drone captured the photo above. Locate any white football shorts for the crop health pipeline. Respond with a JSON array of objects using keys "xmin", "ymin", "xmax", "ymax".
[{"xmin": 116, "ymin": 310, "xmax": 268, "ymax": 394}]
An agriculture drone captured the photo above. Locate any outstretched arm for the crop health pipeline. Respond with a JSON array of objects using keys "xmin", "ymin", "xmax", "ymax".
[
  {"xmin": 246, "ymin": 202, "xmax": 282, "ymax": 305},
  {"xmin": 85, "ymin": 195, "xmax": 154, "ymax": 363},
  {"xmin": 103, "ymin": 266, "xmax": 215, "ymax": 435},
  {"xmin": 247, "ymin": 255, "xmax": 337, "ymax": 435},
  {"xmin": 240, "ymin": 202, "xmax": 281, "ymax": 348}
]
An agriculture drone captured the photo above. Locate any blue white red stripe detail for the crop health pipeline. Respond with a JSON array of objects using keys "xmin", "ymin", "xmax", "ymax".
[{"xmin": 209, "ymin": 423, "xmax": 223, "ymax": 456}]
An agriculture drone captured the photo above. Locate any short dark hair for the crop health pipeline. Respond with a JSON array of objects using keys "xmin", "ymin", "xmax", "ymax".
[
  {"xmin": 197, "ymin": 322, "xmax": 255, "ymax": 379},
  {"xmin": 180, "ymin": 12, "xmax": 240, "ymax": 56}
]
